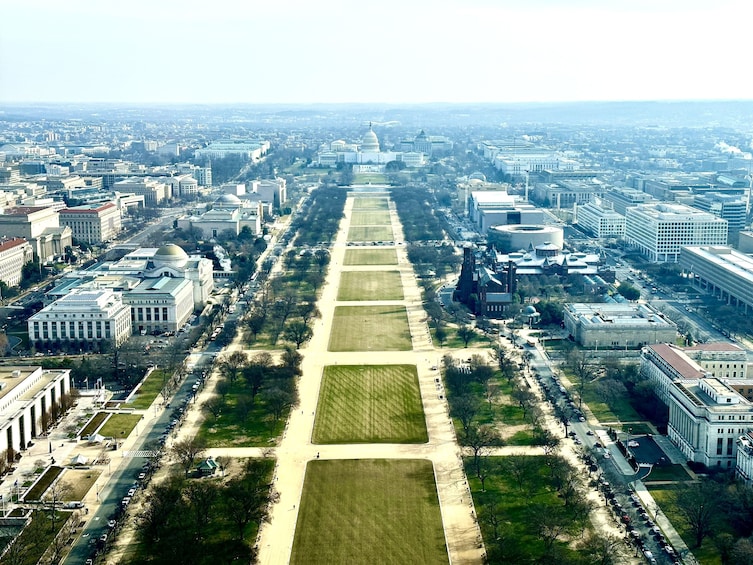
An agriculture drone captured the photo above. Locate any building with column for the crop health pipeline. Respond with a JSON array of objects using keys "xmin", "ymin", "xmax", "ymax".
[
  {"xmin": 59, "ymin": 202, "xmax": 122, "ymax": 244},
  {"xmin": 0, "ymin": 237, "xmax": 34, "ymax": 287},
  {"xmin": 176, "ymin": 194, "xmax": 261, "ymax": 238},
  {"xmin": 27, "ymin": 288, "xmax": 132, "ymax": 351},
  {"xmin": 679, "ymin": 246, "xmax": 753, "ymax": 314},
  {"xmin": 0, "ymin": 366, "xmax": 71, "ymax": 461},
  {"xmin": 668, "ymin": 378, "xmax": 753, "ymax": 470},
  {"xmin": 625, "ymin": 203, "xmax": 728, "ymax": 262},
  {"xmin": 0, "ymin": 206, "xmax": 72, "ymax": 263},
  {"xmin": 122, "ymin": 277, "xmax": 194, "ymax": 335}
]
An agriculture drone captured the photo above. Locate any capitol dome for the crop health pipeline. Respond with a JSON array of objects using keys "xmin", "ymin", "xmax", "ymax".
[
  {"xmin": 361, "ymin": 125, "xmax": 380, "ymax": 152},
  {"xmin": 154, "ymin": 244, "xmax": 189, "ymax": 268}
]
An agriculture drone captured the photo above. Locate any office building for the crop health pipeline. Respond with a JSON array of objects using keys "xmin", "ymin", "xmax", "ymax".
[
  {"xmin": 679, "ymin": 246, "xmax": 753, "ymax": 314},
  {"xmin": 0, "ymin": 237, "xmax": 34, "ymax": 287},
  {"xmin": 576, "ymin": 200, "xmax": 626, "ymax": 239},
  {"xmin": 625, "ymin": 203, "xmax": 727, "ymax": 263},
  {"xmin": 59, "ymin": 202, "xmax": 122, "ymax": 244}
]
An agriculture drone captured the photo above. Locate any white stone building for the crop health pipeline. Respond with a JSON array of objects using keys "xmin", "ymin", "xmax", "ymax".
[
  {"xmin": 59, "ymin": 202, "xmax": 122, "ymax": 244},
  {"xmin": 27, "ymin": 288, "xmax": 132, "ymax": 350},
  {"xmin": 576, "ymin": 200, "xmax": 626, "ymax": 239},
  {"xmin": 0, "ymin": 237, "xmax": 33, "ymax": 287},
  {"xmin": 679, "ymin": 246, "xmax": 753, "ymax": 315},
  {"xmin": 0, "ymin": 366, "xmax": 71, "ymax": 460},
  {"xmin": 668, "ymin": 378, "xmax": 753, "ymax": 470},
  {"xmin": 625, "ymin": 203, "xmax": 728, "ymax": 262},
  {"xmin": 0, "ymin": 206, "xmax": 72, "ymax": 263},
  {"xmin": 122, "ymin": 277, "xmax": 194, "ymax": 335},
  {"xmin": 176, "ymin": 194, "xmax": 261, "ymax": 238},
  {"xmin": 564, "ymin": 303, "xmax": 677, "ymax": 350}
]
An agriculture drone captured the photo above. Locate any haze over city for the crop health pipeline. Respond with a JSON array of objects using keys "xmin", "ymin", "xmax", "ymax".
[{"xmin": 1, "ymin": 0, "xmax": 751, "ymax": 105}]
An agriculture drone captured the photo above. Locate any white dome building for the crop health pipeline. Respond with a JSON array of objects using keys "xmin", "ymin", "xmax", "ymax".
[
  {"xmin": 153, "ymin": 244, "xmax": 189, "ymax": 269},
  {"xmin": 361, "ymin": 125, "xmax": 380, "ymax": 152}
]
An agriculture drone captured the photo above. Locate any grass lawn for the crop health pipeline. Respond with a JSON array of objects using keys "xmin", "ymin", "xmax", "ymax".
[
  {"xmin": 313, "ymin": 365, "xmax": 427, "ymax": 444},
  {"xmin": 98, "ymin": 413, "xmax": 142, "ymax": 439},
  {"xmin": 580, "ymin": 381, "xmax": 642, "ymax": 423},
  {"xmin": 343, "ymin": 248, "xmax": 398, "ymax": 266},
  {"xmin": 197, "ymin": 396, "xmax": 286, "ymax": 447},
  {"xmin": 130, "ymin": 369, "xmax": 169, "ymax": 409},
  {"xmin": 290, "ymin": 459, "xmax": 447, "ymax": 565},
  {"xmin": 12, "ymin": 510, "xmax": 73, "ymax": 565},
  {"xmin": 352, "ymin": 197, "xmax": 389, "ymax": 209},
  {"xmin": 347, "ymin": 225, "xmax": 394, "ymax": 242},
  {"xmin": 24, "ymin": 466, "xmax": 64, "ymax": 501},
  {"xmin": 337, "ymin": 271, "xmax": 404, "ymax": 301},
  {"xmin": 643, "ymin": 463, "xmax": 692, "ymax": 482},
  {"xmin": 467, "ymin": 456, "xmax": 591, "ymax": 563},
  {"xmin": 79, "ymin": 411, "xmax": 109, "ymax": 437},
  {"xmin": 648, "ymin": 485, "xmax": 722, "ymax": 565},
  {"xmin": 329, "ymin": 305, "xmax": 412, "ymax": 351},
  {"xmin": 58, "ymin": 468, "xmax": 101, "ymax": 501},
  {"xmin": 350, "ymin": 209, "xmax": 391, "ymax": 225}
]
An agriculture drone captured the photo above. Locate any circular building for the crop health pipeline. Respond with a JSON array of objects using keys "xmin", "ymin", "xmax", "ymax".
[{"xmin": 488, "ymin": 224, "xmax": 564, "ymax": 253}]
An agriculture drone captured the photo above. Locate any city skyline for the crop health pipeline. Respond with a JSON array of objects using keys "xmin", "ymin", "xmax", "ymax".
[{"xmin": 1, "ymin": 0, "xmax": 751, "ymax": 106}]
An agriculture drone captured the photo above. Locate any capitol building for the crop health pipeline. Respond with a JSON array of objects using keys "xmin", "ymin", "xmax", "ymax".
[{"xmin": 316, "ymin": 125, "xmax": 426, "ymax": 172}]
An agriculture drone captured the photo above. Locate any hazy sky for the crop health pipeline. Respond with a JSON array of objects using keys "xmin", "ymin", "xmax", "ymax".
[{"xmin": 1, "ymin": 0, "xmax": 750, "ymax": 105}]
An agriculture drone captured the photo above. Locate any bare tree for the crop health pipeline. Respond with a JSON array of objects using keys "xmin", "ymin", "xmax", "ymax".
[
  {"xmin": 451, "ymin": 395, "xmax": 479, "ymax": 435},
  {"xmin": 202, "ymin": 397, "xmax": 224, "ymax": 424},
  {"xmin": 579, "ymin": 532, "xmax": 623, "ymax": 565},
  {"xmin": 462, "ymin": 424, "xmax": 501, "ymax": 478},
  {"xmin": 171, "ymin": 437, "xmax": 207, "ymax": 477},
  {"xmin": 218, "ymin": 351, "xmax": 248, "ymax": 385},
  {"xmin": 457, "ymin": 325, "xmax": 475, "ymax": 347},
  {"xmin": 672, "ymin": 479, "xmax": 724, "ymax": 548},
  {"xmin": 45, "ymin": 480, "xmax": 71, "ymax": 533},
  {"xmin": 283, "ymin": 320, "xmax": 313, "ymax": 349}
]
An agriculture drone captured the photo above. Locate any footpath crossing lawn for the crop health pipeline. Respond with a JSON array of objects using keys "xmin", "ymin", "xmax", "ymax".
[
  {"xmin": 313, "ymin": 365, "xmax": 427, "ymax": 444},
  {"xmin": 290, "ymin": 459, "xmax": 448, "ymax": 565},
  {"xmin": 329, "ymin": 305, "xmax": 412, "ymax": 351},
  {"xmin": 350, "ymin": 209, "xmax": 391, "ymax": 225},
  {"xmin": 352, "ymin": 197, "xmax": 389, "ymax": 210},
  {"xmin": 343, "ymin": 248, "xmax": 398, "ymax": 266},
  {"xmin": 337, "ymin": 271, "xmax": 404, "ymax": 301}
]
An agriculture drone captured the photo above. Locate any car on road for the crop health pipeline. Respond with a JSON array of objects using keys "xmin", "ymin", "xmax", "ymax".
[
  {"xmin": 138, "ymin": 472, "xmax": 146, "ymax": 480},
  {"xmin": 108, "ymin": 520, "xmax": 116, "ymax": 528},
  {"xmin": 127, "ymin": 488, "xmax": 136, "ymax": 497}
]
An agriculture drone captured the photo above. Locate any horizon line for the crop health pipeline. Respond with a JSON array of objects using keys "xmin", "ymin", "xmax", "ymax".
[{"xmin": 2, "ymin": 98, "xmax": 753, "ymax": 108}]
